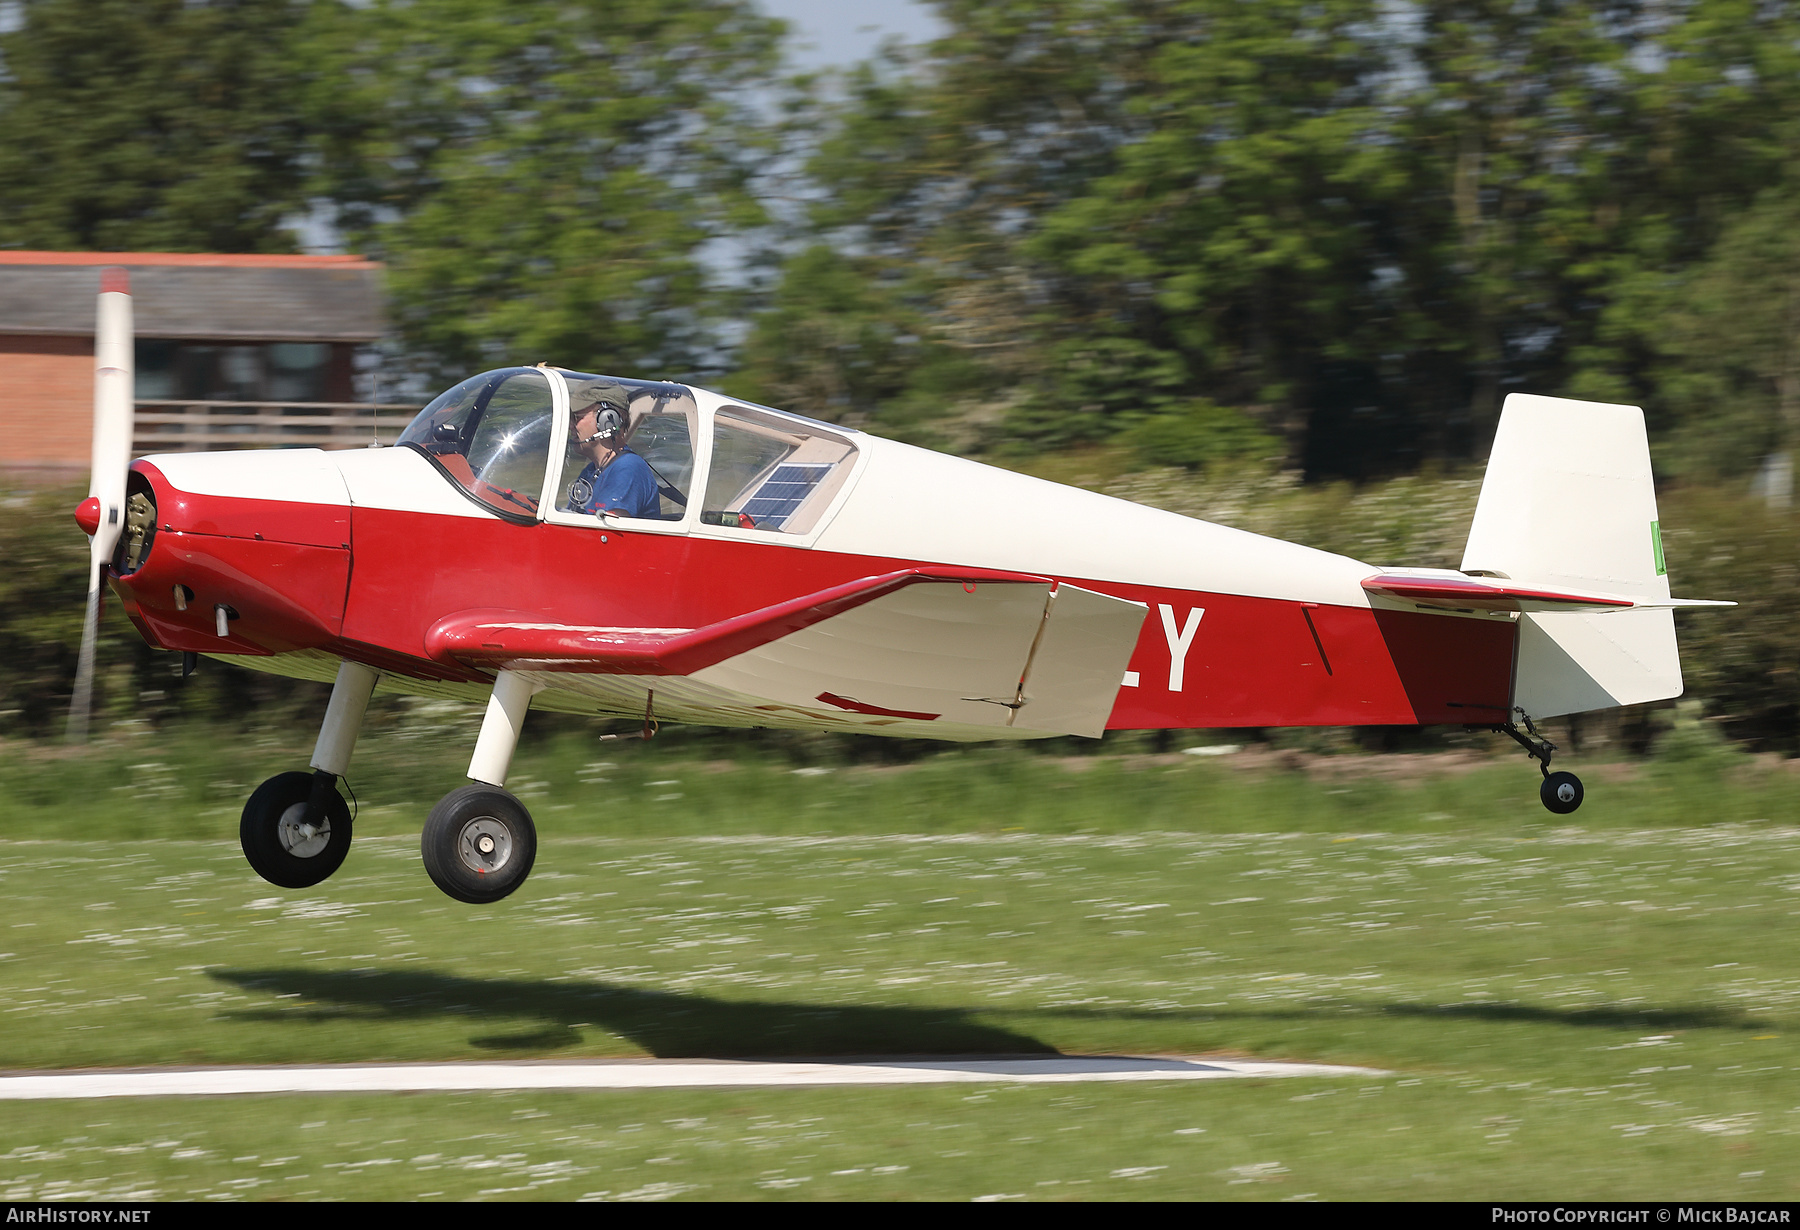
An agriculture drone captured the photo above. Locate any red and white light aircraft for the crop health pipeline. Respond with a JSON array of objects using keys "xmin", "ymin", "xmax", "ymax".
[{"xmin": 70, "ymin": 272, "xmax": 1730, "ymax": 904}]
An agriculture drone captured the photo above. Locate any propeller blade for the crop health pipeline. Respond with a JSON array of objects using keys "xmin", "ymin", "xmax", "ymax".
[
  {"xmin": 67, "ymin": 557, "xmax": 104, "ymax": 743},
  {"xmin": 67, "ymin": 268, "xmax": 134, "ymax": 743}
]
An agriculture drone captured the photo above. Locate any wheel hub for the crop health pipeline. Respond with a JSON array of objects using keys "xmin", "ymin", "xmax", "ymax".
[
  {"xmin": 276, "ymin": 802, "xmax": 332, "ymax": 859},
  {"xmin": 1556, "ymin": 782, "xmax": 1577, "ymax": 803},
  {"xmin": 457, "ymin": 817, "xmax": 514, "ymax": 875}
]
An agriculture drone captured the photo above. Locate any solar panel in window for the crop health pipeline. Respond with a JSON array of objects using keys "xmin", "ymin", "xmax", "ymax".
[{"xmin": 741, "ymin": 463, "xmax": 832, "ymax": 530}]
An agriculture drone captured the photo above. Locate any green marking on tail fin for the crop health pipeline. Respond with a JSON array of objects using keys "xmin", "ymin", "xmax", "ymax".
[{"xmin": 1651, "ymin": 520, "xmax": 1666, "ymax": 576}]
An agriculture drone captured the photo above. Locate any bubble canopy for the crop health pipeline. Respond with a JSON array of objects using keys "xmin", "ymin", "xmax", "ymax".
[
  {"xmin": 397, "ymin": 367, "xmax": 860, "ymax": 535},
  {"xmin": 397, "ymin": 367, "xmax": 688, "ymax": 522}
]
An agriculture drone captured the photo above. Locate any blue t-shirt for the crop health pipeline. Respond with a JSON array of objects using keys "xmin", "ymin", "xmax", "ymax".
[{"xmin": 570, "ymin": 450, "xmax": 661, "ymax": 519}]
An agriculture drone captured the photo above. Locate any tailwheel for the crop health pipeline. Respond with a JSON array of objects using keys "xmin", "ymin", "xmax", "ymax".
[
  {"xmin": 421, "ymin": 784, "xmax": 537, "ymax": 904},
  {"xmin": 1489, "ymin": 710, "xmax": 1589, "ymax": 814},
  {"xmin": 241, "ymin": 771, "xmax": 352, "ymax": 888},
  {"xmin": 1540, "ymin": 770, "xmax": 1584, "ymax": 815}
]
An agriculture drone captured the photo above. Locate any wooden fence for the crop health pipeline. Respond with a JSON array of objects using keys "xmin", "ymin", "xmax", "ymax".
[{"xmin": 133, "ymin": 400, "xmax": 423, "ymax": 454}]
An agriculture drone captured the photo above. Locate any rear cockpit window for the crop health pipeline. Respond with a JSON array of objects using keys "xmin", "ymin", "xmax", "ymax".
[
  {"xmin": 702, "ymin": 407, "xmax": 858, "ymax": 535},
  {"xmin": 398, "ymin": 367, "xmax": 554, "ymax": 520}
]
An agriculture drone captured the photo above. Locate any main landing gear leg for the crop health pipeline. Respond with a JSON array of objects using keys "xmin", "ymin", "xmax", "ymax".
[
  {"xmin": 240, "ymin": 659, "xmax": 379, "ymax": 888},
  {"xmin": 1493, "ymin": 709, "xmax": 1584, "ymax": 815},
  {"xmin": 421, "ymin": 670, "xmax": 541, "ymax": 905}
]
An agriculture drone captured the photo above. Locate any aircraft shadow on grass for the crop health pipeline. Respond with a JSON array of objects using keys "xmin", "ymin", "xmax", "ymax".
[
  {"xmin": 211, "ymin": 967, "xmax": 1060, "ymax": 1057},
  {"xmin": 1376, "ymin": 1001, "xmax": 1762, "ymax": 1032},
  {"xmin": 209, "ymin": 968, "xmax": 1775, "ymax": 1058}
]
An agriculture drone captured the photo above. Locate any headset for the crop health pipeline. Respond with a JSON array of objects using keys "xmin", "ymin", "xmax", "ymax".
[{"xmin": 577, "ymin": 404, "xmax": 627, "ymax": 449}]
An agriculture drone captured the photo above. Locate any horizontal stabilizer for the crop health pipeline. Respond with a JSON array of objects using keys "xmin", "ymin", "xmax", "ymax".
[{"xmin": 1363, "ymin": 571, "xmax": 1734, "ymax": 615}]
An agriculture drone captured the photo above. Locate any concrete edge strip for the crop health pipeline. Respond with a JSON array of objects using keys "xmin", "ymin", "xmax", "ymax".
[{"xmin": 0, "ymin": 1058, "xmax": 1390, "ymax": 1100}]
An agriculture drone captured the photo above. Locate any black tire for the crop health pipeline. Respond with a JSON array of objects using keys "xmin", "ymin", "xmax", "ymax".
[
  {"xmin": 421, "ymin": 784, "xmax": 537, "ymax": 904},
  {"xmin": 240, "ymin": 771, "xmax": 352, "ymax": 888},
  {"xmin": 1540, "ymin": 770, "xmax": 1584, "ymax": 815}
]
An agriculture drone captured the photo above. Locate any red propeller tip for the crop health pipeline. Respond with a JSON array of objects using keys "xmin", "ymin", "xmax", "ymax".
[
  {"xmin": 99, "ymin": 267, "xmax": 129, "ymax": 294},
  {"xmin": 74, "ymin": 496, "xmax": 101, "ymax": 537}
]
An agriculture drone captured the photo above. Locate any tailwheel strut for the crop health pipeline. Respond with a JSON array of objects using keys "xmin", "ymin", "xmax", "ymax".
[{"xmin": 1491, "ymin": 710, "xmax": 1583, "ymax": 815}]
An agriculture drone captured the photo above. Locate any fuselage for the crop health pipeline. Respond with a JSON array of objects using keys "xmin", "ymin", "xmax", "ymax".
[{"xmin": 109, "ymin": 380, "xmax": 1515, "ymax": 737}]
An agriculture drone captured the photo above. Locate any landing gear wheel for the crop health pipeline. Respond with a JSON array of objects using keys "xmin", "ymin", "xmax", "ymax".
[
  {"xmin": 421, "ymin": 784, "xmax": 537, "ymax": 904},
  {"xmin": 1540, "ymin": 770, "xmax": 1584, "ymax": 815},
  {"xmin": 240, "ymin": 771, "xmax": 352, "ymax": 888}
]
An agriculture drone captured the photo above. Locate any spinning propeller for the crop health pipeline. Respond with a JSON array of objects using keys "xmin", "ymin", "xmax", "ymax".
[{"xmin": 67, "ymin": 268, "xmax": 134, "ymax": 742}]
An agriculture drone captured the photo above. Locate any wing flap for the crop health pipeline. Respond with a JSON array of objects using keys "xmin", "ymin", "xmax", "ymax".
[
  {"xmin": 1008, "ymin": 583, "xmax": 1150, "ymax": 737},
  {"xmin": 691, "ymin": 578, "xmax": 1146, "ymax": 737},
  {"xmin": 696, "ymin": 579, "xmax": 1051, "ymax": 729}
]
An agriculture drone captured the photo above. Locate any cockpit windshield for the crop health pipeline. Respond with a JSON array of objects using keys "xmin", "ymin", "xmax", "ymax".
[{"xmin": 398, "ymin": 367, "xmax": 555, "ymax": 520}]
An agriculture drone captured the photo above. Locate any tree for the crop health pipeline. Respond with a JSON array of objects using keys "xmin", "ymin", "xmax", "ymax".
[
  {"xmin": 1649, "ymin": 187, "xmax": 1800, "ymax": 492},
  {"xmin": 1384, "ymin": 0, "xmax": 1636, "ymax": 454},
  {"xmin": 741, "ymin": 5, "xmax": 1181, "ymax": 449},
  {"xmin": 305, "ymin": 0, "xmax": 786, "ymax": 385},
  {"xmin": 730, "ymin": 245, "xmax": 961, "ymax": 432},
  {"xmin": 1027, "ymin": 0, "xmax": 1406, "ymax": 465},
  {"xmin": 1569, "ymin": 0, "xmax": 1800, "ymax": 460},
  {"xmin": 0, "ymin": 0, "xmax": 313, "ymax": 252},
  {"xmin": 756, "ymin": 0, "xmax": 1800, "ymax": 477},
  {"xmin": 767, "ymin": 1, "xmax": 1421, "ymax": 466}
]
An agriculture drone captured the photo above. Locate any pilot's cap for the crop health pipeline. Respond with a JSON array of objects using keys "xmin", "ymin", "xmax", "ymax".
[{"xmin": 570, "ymin": 380, "xmax": 630, "ymax": 416}]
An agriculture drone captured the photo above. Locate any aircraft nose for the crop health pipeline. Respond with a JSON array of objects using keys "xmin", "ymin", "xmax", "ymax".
[{"xmin": 107, "ymin": 453, "xmax": 353, "ymax": 656}]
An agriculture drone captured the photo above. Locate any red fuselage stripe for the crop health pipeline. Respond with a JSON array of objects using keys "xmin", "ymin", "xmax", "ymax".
[{"xmin": 112, "ymin": 476, "xmax": 1518, "ymax": 729}]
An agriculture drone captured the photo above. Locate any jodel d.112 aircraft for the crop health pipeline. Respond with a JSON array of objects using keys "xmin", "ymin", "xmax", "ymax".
[{"xmin": 68, "ymin": 271, "xmax": 1730, "ymax": 904}]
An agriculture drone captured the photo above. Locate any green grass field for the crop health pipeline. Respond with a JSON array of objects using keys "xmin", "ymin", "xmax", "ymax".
[{"xmin": 4, "ymin": 728, "xmax": 1800, "ymax": 1199}]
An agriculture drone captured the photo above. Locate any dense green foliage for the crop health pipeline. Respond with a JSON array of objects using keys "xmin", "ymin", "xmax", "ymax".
[
  {"xmin": 751, "ymin": 1, "xmax": 1800, "ymax": 478},
  {"xmin": 1643, "ymin": 186, "xmax": 1800, "ymax": 480},
  {"xmin": 0, "ymin": 0, "xmax": 313, "ymax": 252},
  {"xmin": 3, "ymin": 0, "xmax": 1797, "ymax": 470},
  {"xmin": 0, "ymin": 0, "xmax": 786, "ymax": 382},
  {"xmin": 303, "ymin": 0, "xmax": 786, "ymax": 385}
]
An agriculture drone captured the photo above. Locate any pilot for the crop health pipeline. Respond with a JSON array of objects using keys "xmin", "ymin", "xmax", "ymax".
[{"xmin": 566, "ymin": 380, "xmax": 661, "ymax": 519}]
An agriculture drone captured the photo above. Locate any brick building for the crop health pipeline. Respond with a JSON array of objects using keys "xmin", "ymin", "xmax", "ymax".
[{"xmin": 1, "ymin": 251, "xmax": 409, "ymax": 481}]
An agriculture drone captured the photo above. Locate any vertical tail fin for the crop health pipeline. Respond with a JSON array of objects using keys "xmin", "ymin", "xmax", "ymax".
[{"xmin": 1461, "ymin": 394, "xmax": 1681, "ymax": 719}]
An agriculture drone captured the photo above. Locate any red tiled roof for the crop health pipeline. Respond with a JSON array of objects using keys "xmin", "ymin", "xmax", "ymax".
[
  {"xmin": 0, "ymin": 251, "xmax": 379, "ymax": 270},
  {"xmin": 0, "ymin": 255, "xmax": 385, "ymax": 339}
]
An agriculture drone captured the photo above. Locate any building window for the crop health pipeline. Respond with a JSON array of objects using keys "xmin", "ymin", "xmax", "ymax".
[{"xmin": 135, "ymin": 341, "xmax": 346, "ymax": 402}]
